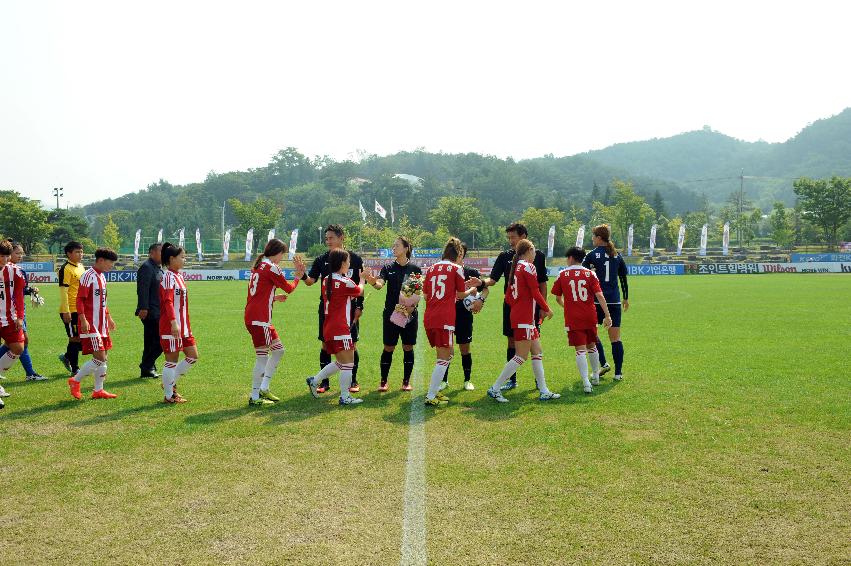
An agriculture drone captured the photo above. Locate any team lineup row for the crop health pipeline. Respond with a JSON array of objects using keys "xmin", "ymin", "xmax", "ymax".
[{"xmin": 0, "ymin": 222, "xmax": 629, "ymax": 409}]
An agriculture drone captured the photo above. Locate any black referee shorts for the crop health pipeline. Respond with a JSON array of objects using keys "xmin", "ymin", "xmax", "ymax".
[
  {"xmin": 382, "ymin": 309, "xmax": 418, "ymax": 346},
  {"xmin": 596, "ymin": 303, "xmax": 622, "ymax": 328},
  {"xmin": 455, "ymin": 310, "xmax": 474, "ymax": 345},
  {"xmin": 60, "ymin": 312, "xmax": 79, "ymax": 338}
]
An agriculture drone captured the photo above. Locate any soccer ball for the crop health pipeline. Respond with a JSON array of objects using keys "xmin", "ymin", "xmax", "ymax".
[{"xmin": 462, "ymin": 292, "xmax": 481, "ymax": 312}]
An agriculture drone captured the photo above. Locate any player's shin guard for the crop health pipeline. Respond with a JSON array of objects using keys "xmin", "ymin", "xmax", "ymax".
[
  {"xmin": 312, "ymin": 361, "xmax": 342, "ymax": 385},
  {"xmin": 163, "ymin": 361, "xmax": 178, "ymax": 399},
  {"xmin": 506, "ymin": 347, "xmax": 517, "ymax": 382},
  {"xmin": 531, "ymin": 354, "xmax": 549, "ymax": 393},
  {"xmin": 261, "ymin": 343, "xmax": 284, "ymax": 390},
  {"xmin": 611, "ymin": 341, "xmax": 624, "ymax": 375},
  {"xmin": 380, "ymin": 350, "xmax": 393, "ymax": 383},
  {"xmin": 493, "ymin": 356, "xmax": 525, "ymax": 391},
  {"xmin": 587, "ymin": 348, "xmax": 601, "ymax": 378},
  {"xmin": 461, "ymin": 353, "xmax": 472, "ymax": 382},
  {"xmin": 403, "ymin": 349, "xmax": 414, "ymax": 384},
  {"xmin": 426, "ymin": 359, "xmax": 450, "ymax": 399},
  {"xmin": 595, "ymin": 340, "xmax": 607, "ymax": 366},
  {"xmin": 251, "ymin": 349, "xmax": 267, "ymax": 399},
  {"xmin": 0, "ymin": 351, "xmax": 19, "ymax": 372},
  {"xmin": 72, "ymin": 359, "xmax": 99, "ymax": 382},
  {"xmin": 338, "ymin": 364, "xmax": 355, "ymax": 399},
  {"xmin": 575, "ymin": 351, "xmax": 590, "ymax": 387},
  {"xmin": 93, "ymin": 362, "xmax": 108, "ymax": 391}
]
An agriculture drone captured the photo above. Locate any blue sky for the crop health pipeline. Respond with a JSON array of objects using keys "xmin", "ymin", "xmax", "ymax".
[{"xmin": 2, "ymin": 0, "xmax": 849, "ymax": 206}]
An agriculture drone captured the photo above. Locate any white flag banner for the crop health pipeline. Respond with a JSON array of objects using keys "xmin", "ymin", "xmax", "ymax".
[
  {"xmin": 676, "ymin": 224, "xmax": 686, "ymax": 256},
  {"xmin": 722, "ymin": 222, "xmax": 730, "ymax": 256},
  {"xmin": 359, "ymin": 200, "xmax": 368, "ymax": 222},
  {"xmin": 156, "ymin": 228, "xmax": 163, "ymax": 243},
  {"xmin": 288, "ymin": 229, "xmax": 299, "ymax": 260},
  {"xmin": 267, "ymin": 228, "xmax": 276, "ymax": 243},
  {"xmin": 547, "ymin": 225, "xmax": 556, "ymax": 258},
  {"xmin": 223, "ymin": 228, "xmax": 232, "ymax": 261},
  {"xmin": 195, "ymin": 228, "xmax": 203, "ymax": 261},
  {"xmin": 390, "ymin": 197, "xmax": 395, "ymax": 224},
  {"xmin": 375, "ymin": 200, "xmax": 387, "ymax": 220},
  {"xmin": 244, "ymin": 228, "xmax": 254, "ymax": 262},
  {"xmin": 575, "ymin": 225, "xmax": 585, "ymax": 248},
  {"xmin": 649, "ymin": 224, "xmax": 658, "ymax": 257},
  {"xmin": 133, "ymin": 229, "xmax": 141, "ymax": 263},
  {"xmin": 178, "ymin": 228, "xmax": 185, "ymax": 250},
  {"xmin": 627, "ymin": 224, "xmax": 634, "ymax": 257},
  {"xmin": 699, "ymin": 224, "xmax": 708, "ymax": 256}
]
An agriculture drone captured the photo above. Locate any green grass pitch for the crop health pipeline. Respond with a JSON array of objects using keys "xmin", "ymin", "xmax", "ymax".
[{"xmin": 1, "ymin": 274, "xmax": 849, "ymax": 564}]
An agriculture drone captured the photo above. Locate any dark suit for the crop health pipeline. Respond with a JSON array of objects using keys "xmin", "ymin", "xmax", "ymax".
[{"xmin": 136, "ymin": 258, "xmax": 163, "ymax": 374}]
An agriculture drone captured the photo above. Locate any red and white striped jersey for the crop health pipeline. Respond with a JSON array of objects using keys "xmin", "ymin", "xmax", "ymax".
[
  {"xmin": 321, "ymin": 273, "xmax": 362, "ymax": 340},
  {"xmin": 159, "ymin": 269, "xmax": 192, "ymax": 338},
  {"xmin": 76, "ymin": 268, "xmax": 110, "ymax": 337},
  {"xmin": 0, "ymin": 264, "xmax": 26, "ymax": 326},
  {"xmin": 507, "ymin": 260, "xmax": 549, "ymax": 329},
  {"xmin": 423, "ymin": 260, "xmax": 466, "ymax": 330},
  {"xmin": 244, "ymin": 258, "xmax": 299, "ymax": 326}
]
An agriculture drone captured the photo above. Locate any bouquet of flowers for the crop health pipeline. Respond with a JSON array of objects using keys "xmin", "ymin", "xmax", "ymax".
[{"xmin": 390, "ymin": 273, "xmax": 424, "ymax": 327}]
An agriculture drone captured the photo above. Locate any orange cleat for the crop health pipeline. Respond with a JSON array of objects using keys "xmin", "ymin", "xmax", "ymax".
[
  {"xmin": 348, "ymin": 384, "xmax": 360, "ymax": 393},
  {"xmin": 91, "ymin": 389, "xmax": 117, "ymax": 399},
  {"xmin": 377, "ymin": 382, "xmax": 389, "ymax": 392},
  {"xmin": 68, "ymin": 377, "xmax": 82, "ymax": 400},
  {"xmin": 401, "ymin": 383, "xmax": 413, "ymax": 391},
  {"xmin": 171, "ymin": 391, "xmax": 188, "ymax": 403},
  {"xmin": 316, "ymin": 385, "xmax": 328, "ymax": 394}
]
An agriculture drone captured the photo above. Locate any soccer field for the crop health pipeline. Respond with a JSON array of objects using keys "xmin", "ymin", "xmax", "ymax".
[{"xmin": 1, "ymin": 274, "xmax": 849, "ymax": 565}]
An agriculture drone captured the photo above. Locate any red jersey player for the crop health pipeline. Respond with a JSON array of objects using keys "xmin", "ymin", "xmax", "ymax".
[
  {"xmin": 158, "ymin": 243, "xmax": 199, "ymax": 404},
  {"xmin": 0, "ymin": 240, "xmax": 27, "ymax": 408},
  {"xmin": 306, "ymin": 249, "xmax": 365, "ymax": 405},
  {"xmin": 487, "ymin": 239, "xmax": 560, "ymax": 403},
  {"xmin": 244, "ymin": 238, "xmax": 305, "ymax": 406},
  {"xmin": 68, "ymin": 248, "xmax": 118, "ymax": 400},
  {"xmin": 422, "ymin": 238, "xmax": 481, "ymax": 406},
  {"xmin": 551, "ymin": 246, "xmax": 612, "ymax": 393}
]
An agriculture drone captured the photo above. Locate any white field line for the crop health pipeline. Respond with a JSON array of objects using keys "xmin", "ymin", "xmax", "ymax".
[{"xmin": 400, "ymin": 341, "xmax": 427, "ymax": 565}]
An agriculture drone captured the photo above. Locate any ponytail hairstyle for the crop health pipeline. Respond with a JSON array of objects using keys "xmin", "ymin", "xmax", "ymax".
[
  {"xmin": 592, "ymin": 224, "xmax": 617, "ymax": 257},
  {"xmin": 161, "ymin": 242, "xmax": 184, "ymax": 269},
  {"xmin": 254, "ymin": 238, "xmax": 288, "ymax": 270},
  {"xmin": 441, "ymin": 237, "xmax": 463, "ymax": 263},
  {"xmin": 507, "ymin": 239, "xmax": 534, "ymax": 289},
  {"xmin": 325, "ymin": 249, "xmax": 350, "ymax": 305}
]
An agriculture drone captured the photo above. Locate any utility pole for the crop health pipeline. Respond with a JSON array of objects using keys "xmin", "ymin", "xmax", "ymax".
[
  {"xmin": 221, "ymin": 201, "xmax": 226, "ymax": 252},
  {"xmin": 53, "ymin": 187, "xmax": 64, "ymax": 209}
]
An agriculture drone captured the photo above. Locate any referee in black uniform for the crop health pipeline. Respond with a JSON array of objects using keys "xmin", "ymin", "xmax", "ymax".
[
  {"xmin": 442, "ymin": 243, "xmax": 488, "ymax": 391},
  {"xmin": 364, "ymin": 236, "xmax": 421, "ymax": 391},
  {"xmin": 485, "ymin": 223, "xmax": 549, "ymax": 390},
  {"xmin": 303, "ymin": 224, "xmax": 364, "ymax": 393}
]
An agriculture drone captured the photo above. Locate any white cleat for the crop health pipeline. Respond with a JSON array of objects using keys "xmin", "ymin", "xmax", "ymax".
[
  {"xmin": 539, "ymin": 391, "xmax": 561, "ymax": 401},
  {"xmin": 590, "ymin": 375, "xmax": 600, "ymax": 386},
  {"xmin": 613, "ymin": 374, "xmax": 623, "ymax": 381},
  {"xmin": 438, "ymin": 381, "xmax": 448, "ymax": 391},
  {"xmin": 464, "ymin": 381, "xmax": 475, "ymax": 391},
  {"xmin": 0, "ymin": 385, "xmax": 10, "ymax": 397},
  {"xmin": 582, "ymin": 381, "xmax": 593, "ymax": 394},
  {"xmin": 339, "ymin": 396, "xmax": 364, "ymax": 405},
  {"xmin": 487, "ymin": 387, "xmax": 509, "ymax": 403}
]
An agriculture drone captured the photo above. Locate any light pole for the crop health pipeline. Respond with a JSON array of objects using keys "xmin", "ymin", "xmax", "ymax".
[
  {"xmin": 318, "ymin": 226, "xmax": 323, "ymax": 246},
  {"xmin": 53, "ymin": 187, "xmax": 64, "ymax": 209}
]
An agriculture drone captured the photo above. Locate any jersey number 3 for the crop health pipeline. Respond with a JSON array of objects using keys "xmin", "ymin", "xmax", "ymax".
[{"xmin": 248, "ymin": 272, "xmax": 260, "ymax": 296}]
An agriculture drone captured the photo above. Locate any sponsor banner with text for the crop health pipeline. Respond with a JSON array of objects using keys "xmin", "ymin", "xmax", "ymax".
[
  {"xmin": 689, "ymin": 262, "xmax": 850, "ymax": 274},
  {"xmin": 791, "ymin": 253, "xmax": 851, "ymax": 263}
]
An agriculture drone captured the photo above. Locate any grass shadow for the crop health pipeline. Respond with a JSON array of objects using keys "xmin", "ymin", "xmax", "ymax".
[
  {"xmin": 71, "ymin": 402, "xmax": 172, "ymax": 427},
  {"xmin": 5, "ymin": 398, "xmax": 82, "ymax": 420},
  {"xmin": 184, "ymin": 404, "xmax": 257, "ymax": 426}
]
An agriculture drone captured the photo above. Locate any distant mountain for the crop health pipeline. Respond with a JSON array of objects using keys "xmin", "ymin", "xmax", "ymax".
[{"xmin": 583, "ymin": 108, "xmax": 851, "ymax": 207}]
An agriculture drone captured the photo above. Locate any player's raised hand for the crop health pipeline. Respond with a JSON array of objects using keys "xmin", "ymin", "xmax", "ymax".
[
  {"xmin": 466, "ymin": 276, "xmax": 482, "ymax": 289},
  {"xmin": 364, "ymin": 269, "xmax": 377, "ymax": 286}
]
